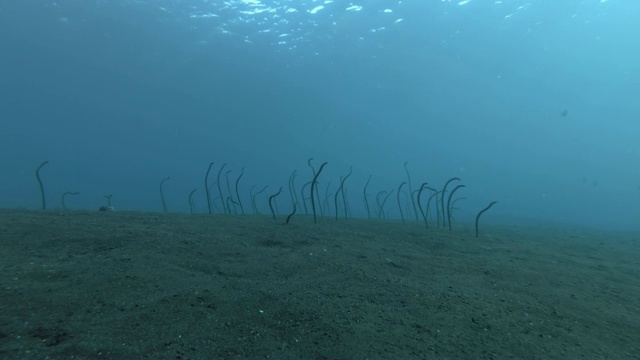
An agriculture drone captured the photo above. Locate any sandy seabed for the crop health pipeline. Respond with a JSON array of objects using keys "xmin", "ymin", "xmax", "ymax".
[{"xmin": 0, "ymin": 209, "xmax": 638, "ymax": 359}]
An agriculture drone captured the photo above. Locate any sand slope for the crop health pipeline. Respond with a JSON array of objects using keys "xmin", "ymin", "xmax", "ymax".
[{"xmin": 0, "ymin": 209, "xmax": 638, "ymax": 359}]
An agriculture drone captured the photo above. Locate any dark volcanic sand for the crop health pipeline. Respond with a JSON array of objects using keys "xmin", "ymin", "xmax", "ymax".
[{"xmin": 0, "ymin": 209, "xmax": 638, "ymax": 359}]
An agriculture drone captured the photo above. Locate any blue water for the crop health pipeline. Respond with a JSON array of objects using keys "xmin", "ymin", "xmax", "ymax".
[{"xmin": 1, "ymin": 0, "xmax": 638, "ymax": 230}]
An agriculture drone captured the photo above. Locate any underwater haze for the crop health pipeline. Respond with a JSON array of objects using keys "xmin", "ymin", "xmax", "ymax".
[{"xmin": 0, "ymin": 0, "xmax": 639, "ymax": 230}]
